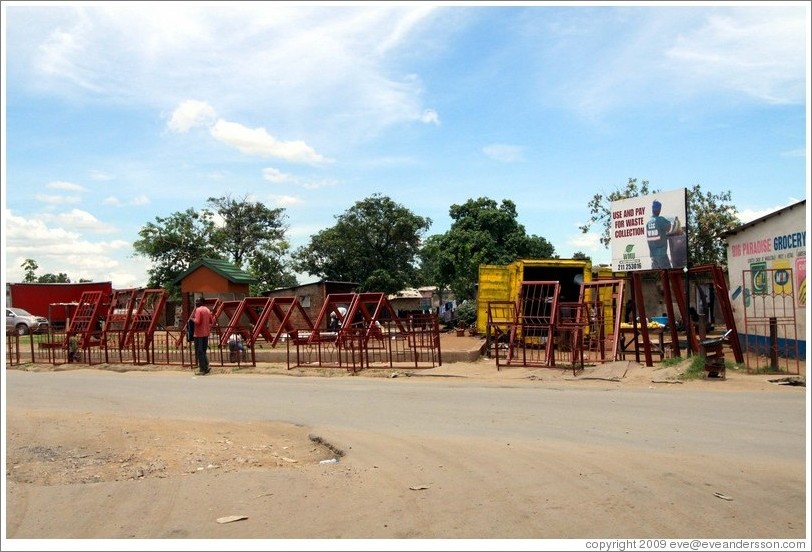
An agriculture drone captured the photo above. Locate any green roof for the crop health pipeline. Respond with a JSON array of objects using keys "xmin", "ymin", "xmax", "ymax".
[{"xmin": 173, "ymin": 258, "xmax": 257, "ymax": 284}]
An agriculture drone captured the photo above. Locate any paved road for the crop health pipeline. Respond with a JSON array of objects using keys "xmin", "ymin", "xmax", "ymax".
[
  {"xmin": 4, "ymin": 370, "xmax": 808, "ymax": 540},
  {"xmin": 6, "ymin": 369, "xmax": 805, "ymax": 459}
]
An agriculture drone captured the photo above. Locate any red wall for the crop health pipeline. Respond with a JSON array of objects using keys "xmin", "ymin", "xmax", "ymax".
[{"xmin": 8, "ymin": 282, "xmax": 114, "ymax": 322}]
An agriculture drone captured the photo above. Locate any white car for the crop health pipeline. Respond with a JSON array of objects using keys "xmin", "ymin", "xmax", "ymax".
[{"xmin": 6, "ymin": 307, "xmax": 50, "ymax": 336}]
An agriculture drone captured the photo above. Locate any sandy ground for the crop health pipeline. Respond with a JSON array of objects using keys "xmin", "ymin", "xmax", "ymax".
[{"xmin": 3, "ymin": 334, "xmax": 808, "ymax": 548}]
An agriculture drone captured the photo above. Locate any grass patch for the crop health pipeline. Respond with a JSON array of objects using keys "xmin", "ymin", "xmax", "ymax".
[
  {"xmin": 677, "ymin": 355, "xmax": 744, "ymax": 380},
  {"xmin": 678, "ymin": 355, "xmax": 706, "ymax": 380},
  {"xmin": 659, "ymin": 356, "xmax": 684, "ymax": 368}
]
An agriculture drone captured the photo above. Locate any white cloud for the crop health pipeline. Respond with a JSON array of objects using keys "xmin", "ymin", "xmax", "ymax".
[
  {"xmin": 35, "ymin": 22, "xmax": 103, "ymax": 93},
  {"xmin": 35, "ymin": 193, "xmax": 81, "ymax": 205},
  {"xmin": 420, "ymin": 109, "xmax": 440, "ymax": 125},
  {"xmin": 665, "ymin": 9, "xmax": 807, "ymax": 104},
  {"xmin": 737, "ymin": 201, "xmax": 800, "ymax": 224},
  {"xmin": 4, "ymin": 209, "xmax": 148, "ymax": 287},
  {"xmin": 130, "ymin": 195, "xmax": 150, "ymax": 206},
  {"xmin": 210, "ymin": 119, "xmax": 332, "ymax": 164},
  {"xmin": 482, "ymin": 144, "xmax": 524, "ymax": 163},
  {"xmin": 46, "ymin": 180, "xmax": 87, "ymax": 192},
  {"xmin": 566, "ymin": 230, "xmax": 607, "ymax": 256},
  {"xmin": 88, "ymin": 170, "xmax": 113, "ymax": 181},
  {"xmin": 167, "ymin": 99, "xmax": 217, "ymax": 133},
  {"xmin": 287, "ymin": 222, "xmax": 328, "ymax": 240},
  {"xmin": 102, "ymin": 195, "xmax": 150, "ymax": 206},
  {"xmin": 262, "ymin": 167, "xmax": 295, "ymax": 184},
  {"xmin": 267, "ymin": 194, "xmax": 303, "ymax": 207},
  {"xmin": 261, "ymin": 167, "xmax": 337, "ymax": 190},
  {"xmin": 301, "ymin": 178, "xmax": 338, "ymax": 190},
  {"xmin": 542, "ymin": 7, "xmax": 807, "ymax": 117},
  {"xmin": 25, "ymin": 6, "xmax": 441, "ymax": 141},
  {"xmin": 39, "ymin": 209, "xmax": 117, "ymax": 234}
]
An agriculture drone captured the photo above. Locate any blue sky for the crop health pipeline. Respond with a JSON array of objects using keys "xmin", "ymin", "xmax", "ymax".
[{"xmin": 2, "ymin": 2, "xmax": 809, "ymax": 290}]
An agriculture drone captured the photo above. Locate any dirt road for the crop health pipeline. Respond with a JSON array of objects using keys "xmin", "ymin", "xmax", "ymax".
[{"xmin": 3, "ymin": 356, "xmax": 808, "ymax": 546}]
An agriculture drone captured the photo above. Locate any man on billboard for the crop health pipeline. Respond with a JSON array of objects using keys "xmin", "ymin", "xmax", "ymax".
[{"xmin": 646, "ymin": 199, "xmax": 684, "ymax": 269}]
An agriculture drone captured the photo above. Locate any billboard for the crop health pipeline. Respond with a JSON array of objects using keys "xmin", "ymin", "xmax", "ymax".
[{"xmin": 610, "ymin": 188, "xmax": 687, "ymax": 272}]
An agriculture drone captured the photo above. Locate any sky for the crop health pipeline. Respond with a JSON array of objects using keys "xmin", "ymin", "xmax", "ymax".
[{"xmin": 2, "ymin": 1, "xmax": 809, "ymax": 291}]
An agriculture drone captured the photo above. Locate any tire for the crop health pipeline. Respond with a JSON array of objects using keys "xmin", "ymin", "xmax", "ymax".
[{"xmin": 16, "ymin": 324, "xmax": 30, "ymax": 336}]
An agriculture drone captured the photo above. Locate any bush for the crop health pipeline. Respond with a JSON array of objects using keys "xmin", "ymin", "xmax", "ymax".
[{"xmin": 455, "ymin": 300, "xmax": 477, "ymax": 328}]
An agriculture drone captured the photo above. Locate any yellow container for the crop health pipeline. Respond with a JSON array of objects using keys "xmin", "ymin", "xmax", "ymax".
[{"xmin": 476, "ymin": 258, "xmax": 595, "ymax": 334}]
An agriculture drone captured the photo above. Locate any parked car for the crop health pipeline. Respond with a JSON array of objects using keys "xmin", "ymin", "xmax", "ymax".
[{"xmin": 6, "ymin": 307, "xmax": 50, "ymax": 336}]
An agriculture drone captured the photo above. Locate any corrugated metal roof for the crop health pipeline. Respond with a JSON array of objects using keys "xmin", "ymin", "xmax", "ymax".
[
  {"xmin": 173, "ymin": 258, "xmax": 257, "ymax": 284},
  {"xmin": 388, "ymin": 287, "xmax": 422, "ymax": 300}
]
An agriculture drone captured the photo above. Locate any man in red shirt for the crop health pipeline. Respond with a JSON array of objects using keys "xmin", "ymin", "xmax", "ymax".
[{"xmin": 192, "ymin": 296, "xmax": 215, "ymax": 375}]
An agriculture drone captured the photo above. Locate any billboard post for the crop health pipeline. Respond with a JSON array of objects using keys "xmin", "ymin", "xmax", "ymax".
[{"xmin": 610, "ymin": 188, "xmax": 691, "ymax": 355}]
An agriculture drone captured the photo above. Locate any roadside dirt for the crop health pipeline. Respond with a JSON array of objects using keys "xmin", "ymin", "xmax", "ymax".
[{"xmin": 4, "ymin": 339, "xmax": 806, "ymax": 542}]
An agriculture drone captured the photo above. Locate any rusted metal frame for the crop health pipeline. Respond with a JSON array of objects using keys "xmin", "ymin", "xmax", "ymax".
[
  {"xmin": 236, "ymin": 297, "xmax": 271, "ymax": 345},
  {"xmin": 103, "ymin": 288, "xmax": 138, "ymax": 357},
  {"xmin": 211, "ymin": 298, "xmax": 252, "ymax": 365},
  {"xmin": 579, "ymin": 279, "xmax": 625, "ymax": 364},
  {"xmin": 404, "ymin": 313, "xmax": 442, "ymax": 368},
  {"xmin": 486, "ymin": 300, "xmax": 518, "ymax": 370},
  {"xmin": 707, "ymin": 265, "xmax": 743, "ymax": 363},
  {"xmin": 625, "ymin": 272, "xmax": 655, "ymax": 366},
  {"xmin": 268, "ymin": 297, "xmax": 315, "ymax": 347},
  {"xmin": 667, "ymin": 270, "xmax": 698, "ymax": 354},
  {"xmin": 64, "ymin": 291, "xmax": 107, "ymax": 364},
  {"xmin": 310, "ymin": 293, "xmax": 356, "ymax": 340},
  {"xmin": 556, "ymin": 301, "xmax": 588, "ymax": 375},
  {"xmin": 512, "ymin": 281, "xmax": 559, "ymax": 368},
  {"xmin": 124, "ymin": 289, "xmax": 168, "ymax": 364},
  {"xmin": 659, "ymin": 271, "xmax": 682, "ymax": 359},
  {"xmin": 741, "ymin": 267, "xmax": 799, "ymax": 374}
]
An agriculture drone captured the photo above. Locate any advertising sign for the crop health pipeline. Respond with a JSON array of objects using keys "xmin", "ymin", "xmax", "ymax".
[{"xmin": 610, "ymin": 188, "xmax": 688, "ymax": 272}]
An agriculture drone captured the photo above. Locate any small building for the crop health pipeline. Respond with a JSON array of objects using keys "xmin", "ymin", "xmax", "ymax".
[
  {"xmin": 721, "ymin": 200, "xmax": 806, "ymax": 358},
  {"xmin": 262, "ymin": 280, "xmax": 359, "ymax": 327},
  {"xmin": 387, "ymin": 287, "xmax": 424, "ymax": 317},
  {"xmin": 173, "ymin": 258, "xmax": 257, "ymax": 325}
]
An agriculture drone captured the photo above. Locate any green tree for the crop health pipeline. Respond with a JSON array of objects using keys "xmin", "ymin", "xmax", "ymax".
[
  {"xmin": 291, "ymin": 194, "xmax": 432, "ymax": 294},
  {"xmin": 416, "ymin": 234, "xmax": 452, "ymax": 303},
  {"xmin": 21, "ymin": 259, "xmax": 38, "ymax": 283},
  {"xmin": 580, "ymin": 179, "xmax": 740, "ymax": 267},
  {"xmin": 133, "ymin": 208, "xmax": 218, "ymax": 297},
  {"xmin": 580, "ymin": 178, "xmax": 654, "ymax": 248},
  {"xmin": 247, "ymin": 251, "xmax": 298, "ymax": 296},
  {"xmin": 420, "ymin": 197, "xmax": 556, "ymax": 302},
  {"xmin": 20, "ymin": 259, "xmax": 73, "ymax": 283},
  {"xmin": 204, "ymin": 195, "xmax": 297, "ymax": 294},
  {"xmin": 37, "ymin": 273, "xmax": 71, "ymax": 283},
  {"xmin": 687, "ymin": 186, "xmax": 740, "ymax": 267}
]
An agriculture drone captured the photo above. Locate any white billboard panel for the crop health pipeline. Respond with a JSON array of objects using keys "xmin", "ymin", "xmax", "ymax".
[{"xmin": 610, "ymin": 188, "xmax": 687, "ymax": 272}]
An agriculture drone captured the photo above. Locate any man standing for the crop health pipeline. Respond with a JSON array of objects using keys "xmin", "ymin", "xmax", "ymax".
[
  {"xmin": 646, "ymin": 200, "xmax": 672, "ymax": 269},
  {"xmin": 192, "ymin": 296, "xmax": 215, "ymax": 375}
]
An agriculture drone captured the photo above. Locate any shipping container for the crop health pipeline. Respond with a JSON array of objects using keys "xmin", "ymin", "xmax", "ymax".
[
  {"xmin": 7, "ymin": 282, "xmax": 114, "ymax": 327},
  {"xmin": 475, "ymin": 259, "xmax": 595, "ymax": 334}
]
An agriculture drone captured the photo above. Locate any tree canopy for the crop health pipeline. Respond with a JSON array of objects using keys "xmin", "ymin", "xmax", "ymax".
[
  {"xmin": 580, "ymin": 178, "xmax": 740, "ymax": 268},
  {"xmin": 20, "ymin": 258, "xmax": 75, "ymax": 283},
  {"xmin": 291, "ymin": 194, "xmax": 432, "ymax": 294},
  {"xmin": 133, "ymin": 196, "xmax": 295, "ymax": 298},
  {"xmin": 204, "ymin": 195, "xmax": 297, "ymax": 294},
  {"xmin": 133, "ymin": 207, "xmax": 218, "ymax": 296},
  {"xmin": 419, "ymin": 197, "xmax": 555, "ymax": 301}
]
